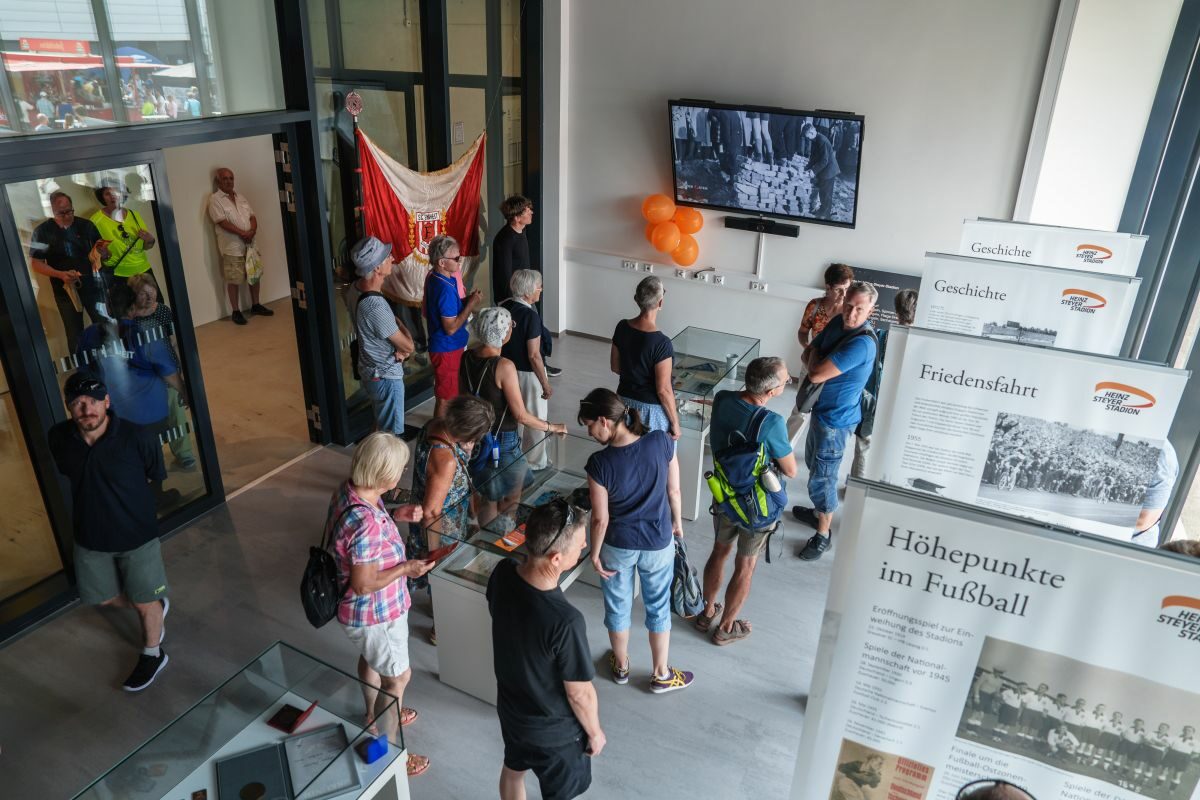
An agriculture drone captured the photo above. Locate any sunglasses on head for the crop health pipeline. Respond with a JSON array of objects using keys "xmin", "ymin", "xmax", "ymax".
[{"xmin": 532, "ymin": 498, "xmax": 580, "ymax": 556}]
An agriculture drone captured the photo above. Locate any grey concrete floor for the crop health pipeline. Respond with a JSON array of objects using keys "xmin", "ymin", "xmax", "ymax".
[{"xmin": 0, "ymin": 334, "xmax": 838, "ymax": 799}]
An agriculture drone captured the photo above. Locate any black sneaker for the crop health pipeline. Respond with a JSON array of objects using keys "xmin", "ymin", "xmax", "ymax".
[
  {"xmin": 791, "ymin": 505, "xmax": 819, "ymax": 528},
  {"xmin": 798, "ymin": 533, "xmax": 831, "ymax": 561},
  {"xmin": 545, "ymin": 364, "xmax": 563, "ymax": 377},
  {"xmin": 231, "ymin": 310, "xmax": 248, "ymax": 325},
  {"xmin": 123, "ymin": 651, "xmax": 169, "ymax": 692},
  {"xmin": 250, "ymin": 303, "xmax": 275, "ymax": 317}
]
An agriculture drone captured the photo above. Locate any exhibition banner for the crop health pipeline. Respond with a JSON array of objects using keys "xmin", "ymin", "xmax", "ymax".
[
  {"xmin": 959, "ymin": 218, "xmax": 1146, "ymax": 278},
  {"xmin": 868, "ymin": 327, "xmax": 1187, "ymax": 541},
  {"xmin": 790, "ymin": 482, "xmax": 1200, "ymax": 800},
  {"xmin": 852, "ymin": 266, "xmax": 923, "ymax": 333},
  {"xmin": 914, "ymin": 253, "xmax": 1139, "ymax": 356}
]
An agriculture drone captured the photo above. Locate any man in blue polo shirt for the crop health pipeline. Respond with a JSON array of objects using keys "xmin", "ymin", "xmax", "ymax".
[
  {"xmin": 48, "ymin": 373, "xmax": 170, "ymax": 692},
  {"xmin": 793, "ymin": 281, "xmax": 878, "ymax": 561}
]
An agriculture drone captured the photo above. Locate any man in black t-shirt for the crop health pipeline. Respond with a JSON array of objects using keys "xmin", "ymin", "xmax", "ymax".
[
  {"xmin": 492, "ymin": 194, "xmax": 561, "ymax": 376},
  {"xmin": 30, "ymin": 190, "xmax": 111, "ymax": 352},
  {"xmin": 47, "ymin": 373, "xmax": 170, "ymax": 693},
  {"xmin": 487, "ymin": 501, "xmax": 604, "ymax": 800}
]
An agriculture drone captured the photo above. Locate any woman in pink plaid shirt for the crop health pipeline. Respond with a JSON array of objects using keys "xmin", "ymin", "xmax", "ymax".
[{"xmin": 330, "ymin": 432, "xmax": 435, "ymax": 777}]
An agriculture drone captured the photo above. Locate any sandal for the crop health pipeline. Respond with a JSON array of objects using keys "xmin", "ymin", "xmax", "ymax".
[
  {"xmin": 406, "ymin": 753, "xmax": 431, "ymax": 777},
  {"xmin": 712, "ymin": 619, "xmax": 752, "ymax": 646},
  {"xmin": 694, "ymin": 603, "xmax": 723, "ymax": 633},
  {"xmin": 400, "ymin": 707, "xmax": 419, "ymax": 727}
]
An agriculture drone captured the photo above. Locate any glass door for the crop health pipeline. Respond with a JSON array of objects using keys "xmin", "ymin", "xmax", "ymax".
[{"xmin": 6, "ymin": 162, "xmax": 211, "ymax": 518}]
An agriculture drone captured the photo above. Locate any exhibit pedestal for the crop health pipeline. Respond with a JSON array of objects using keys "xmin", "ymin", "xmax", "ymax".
[{"xmin": 677, "ymin": 425, "xmax": 708, "ymax": 521}]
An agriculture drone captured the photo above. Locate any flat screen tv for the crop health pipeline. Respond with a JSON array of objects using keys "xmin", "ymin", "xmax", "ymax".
[{"xmin": 669, "ymin": 99, "xmax": 864, "ymax": 228}]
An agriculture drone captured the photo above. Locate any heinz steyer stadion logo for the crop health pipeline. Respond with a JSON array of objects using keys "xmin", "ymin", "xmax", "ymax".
[
  {"xmin": 1061, "ymin": 288, "xmax": 1106, "ymax": 313},
  {"xmin": 1076, "ymin": 243, "xmax": 1113, "ymax": 264},
  {"xmin": 1158, "ymin": 595, "xmax": 1200, "ymax": 643},
  {"xmin": 1093, "ymin": 382, "xmax": 1155, "ymax": 415}
]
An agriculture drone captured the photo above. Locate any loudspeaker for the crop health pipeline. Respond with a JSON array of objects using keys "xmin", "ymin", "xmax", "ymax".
[{"xmin": 724, "ymin": 215, "xmax": 800, "ymax": 238}]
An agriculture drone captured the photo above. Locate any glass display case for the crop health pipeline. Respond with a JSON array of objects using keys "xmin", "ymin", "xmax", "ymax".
[
  {"xmin": 428, "ymin": 432, "xmax": 600, "ymax": 587},
  {"xmin": 670, "ymin": 326, "xmax": 761, "ymax": 433},
  {"xmin": 73, "ymin": 642, "xmax": 408, "ymax": 800}
]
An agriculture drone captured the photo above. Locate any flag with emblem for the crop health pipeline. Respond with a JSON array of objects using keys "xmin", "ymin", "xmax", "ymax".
[{"xmin": 355, "ymin": 128, "xmax": 486, "ymax": 302}]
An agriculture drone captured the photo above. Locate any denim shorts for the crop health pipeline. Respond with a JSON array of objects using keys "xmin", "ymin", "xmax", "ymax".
[
  {"xmin": 364, "ymin": 376, "xmax": 405, "ymax": 436},
  {"xmin": 805, "ymin": 419, "xmax": 851, "ymax": 514},
  {"xmin": 619, "ymin": 396, "xmax": 675, "ymax": 453},
  {"xmin": 598, "ymin": 541, "xmax": 674, "ymax": 633},
  {"xmin": 475, "ymin": 429, "xmax": 527, "ymax": 502}
]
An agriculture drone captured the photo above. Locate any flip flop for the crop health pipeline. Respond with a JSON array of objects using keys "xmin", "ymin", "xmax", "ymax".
[
  {"xmin": 407, "ymin": 753, "xmax": 431, "ymax": 777},
  {"xmin": 712, "ymin": 619, "xmax": 752, "ymax": 646},
  {"xmin": 694, "ymin": 603, "xmax": 723, "ymax": 633},
  {"xmin": 400, "ymin": 707, "xmax": 419, "ymax": 727}
]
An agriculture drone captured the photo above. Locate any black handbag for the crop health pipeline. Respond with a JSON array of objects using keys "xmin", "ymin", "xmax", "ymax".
[{"xmin": 300, "ymin": 504, "xmax": 367, "ymax": 628}]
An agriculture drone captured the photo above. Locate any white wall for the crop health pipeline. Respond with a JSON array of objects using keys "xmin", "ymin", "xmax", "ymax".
[
  {"xmin": 549, "ymin": 0, "xmax": 1058, "ymax": 362},
  {"xmin": 162, "ymin": 135, "xmax": 291, "ymax": 326},
  {"xmin": 1020, "ymin": 0, "xmax": 1183, "ymax": 230}
]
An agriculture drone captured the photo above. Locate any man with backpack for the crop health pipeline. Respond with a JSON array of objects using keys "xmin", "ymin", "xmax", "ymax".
[
  {"xmin": 350, "ymin": 236, "xmax": 415, "ymax": 436},
  {"xmin": 793, "ymin": 282, "xmax": 879, "ymax": 561},
  {"xmin": 697, "ymin": 357, "xmax": 797, "ymax": 645}
]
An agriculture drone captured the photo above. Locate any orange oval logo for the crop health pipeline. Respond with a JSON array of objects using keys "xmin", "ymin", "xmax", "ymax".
[
  {"xmin": 1093, "ymin": 382, "xmax": 1156, "ymax": 408},
  {"xmin": 1076, "ymin": 243, "xmax": 1113, "ymax": 260},
  {"xmin": 1162, "ymin": 595, "xmax": 1200, "ymax": 612},
  {"xmin": 1061, "ymin": 288, "xmax": 1107, "ymax": 309}
]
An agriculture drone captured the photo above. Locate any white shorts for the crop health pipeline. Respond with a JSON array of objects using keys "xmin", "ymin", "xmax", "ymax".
[{"xmin": 343, "ymin": 616, "xmax": 411, "ymax": 677}]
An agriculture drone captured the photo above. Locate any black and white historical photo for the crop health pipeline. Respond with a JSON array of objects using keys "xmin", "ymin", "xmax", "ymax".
[
  {"xmin": 956, "ymin": 637, "xmax": 1200, "ymax": 799},
  {"xmin": 978, "ymin": 412, "xmax": 1162, "ymax": 527},
  {"xmin": 670, "ymin": 102, "xmax": 862, "ymax": 226},
  {"xmin": 981, "ymin": 320, "xmax": 1058, "ymax": 347}
]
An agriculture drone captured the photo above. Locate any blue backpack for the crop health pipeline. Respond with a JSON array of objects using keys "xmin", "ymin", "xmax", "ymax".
[{"xmin": 708, "ymin": 405, "xmax": 788, "ymax": 549}]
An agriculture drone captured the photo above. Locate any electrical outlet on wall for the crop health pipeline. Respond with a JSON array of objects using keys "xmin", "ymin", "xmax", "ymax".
[
  {"xmin": 712, "ymin": 274, "xmax": 725, "ymax": 286},
  {"xmin": 621, "ymin": 260, "xmax": 637, "ymax": 271},
  {"xmin": 675, "ymin": 268, "xmax": 688, "ymax": 279},
  {"xmin": 749, "ymin": 281, "xmax": 769, "ymax": 293},
  {"xmin": 695, "ymin": 271, "xmax": 709, "ymax": 282},
  {"xmin": 639, "ymin": 263, "xmax": 654, "ymax": 272}
]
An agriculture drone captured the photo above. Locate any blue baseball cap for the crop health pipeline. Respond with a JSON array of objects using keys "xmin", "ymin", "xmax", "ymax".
[{"xmin": 351, "ymin": 236, "xmax": 394, "ymax": 277}]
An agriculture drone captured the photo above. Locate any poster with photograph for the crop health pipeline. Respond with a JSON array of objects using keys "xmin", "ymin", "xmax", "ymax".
[
  {"xmin": 790, "ymin": 482, "xmax": 1200, "ymax": 800},
  {"xmin": 915, "ymin": 253, "xmax": 1140, "ymax": 356},
  {"xmin": 827, "ymin": 739, "xmax": 935, "ymax": 800},
  {"xmin": 852, "ymin": 266, "xmax": 923, "ymax": 333},
  {"xmin": 867, "ymin": 327, "xmax": 1187, "ymax": 541},
  {"xmin": 959, "ymin": 218, "xmax": 1146, "ymax": 278}
]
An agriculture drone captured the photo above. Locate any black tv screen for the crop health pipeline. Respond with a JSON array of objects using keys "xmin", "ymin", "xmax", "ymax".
[{"xmin": 669, "ymin": 99, "xmax": 864, "ymax": 228}]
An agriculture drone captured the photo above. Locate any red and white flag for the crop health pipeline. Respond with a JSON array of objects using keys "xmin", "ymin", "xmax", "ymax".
[{"xmin": 356, "ymin": 128, "xmax": 486, "ymax": 302}]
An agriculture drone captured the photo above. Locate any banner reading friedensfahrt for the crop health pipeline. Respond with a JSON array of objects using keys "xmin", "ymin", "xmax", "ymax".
[
  {"xmin": 791, "ymin": 482, "xmax": 1200, "ymax": 800},
  {"xmin": 914, "ymin": 253, "xmax": 1140, "ymax": 356},
  {"xmin": 867, "ymin": 327, "xmax": 1188, "ymax": 542},
  {"xmin": 959, "ymin": 218, "xmax": 1146, "ymax": 278}
]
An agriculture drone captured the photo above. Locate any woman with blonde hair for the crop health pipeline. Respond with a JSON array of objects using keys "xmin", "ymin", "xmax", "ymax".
[{"xmin": 328, "ymin": 432, "xmax": 434, "ymax": 777}]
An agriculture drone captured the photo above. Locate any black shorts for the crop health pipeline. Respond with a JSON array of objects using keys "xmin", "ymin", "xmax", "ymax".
[{"xmin": 503, "ymin": 733, "xmax": 592, "ymax": 800}]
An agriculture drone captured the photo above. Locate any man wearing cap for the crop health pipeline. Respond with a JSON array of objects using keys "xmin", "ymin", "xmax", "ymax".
[
  {"xmin": 47, "ymin": 373, "xmax": 171, "ymax": 692},
  {"xmin": 351, "ymin": 236, "xmax": 415, "ymax": 435}
]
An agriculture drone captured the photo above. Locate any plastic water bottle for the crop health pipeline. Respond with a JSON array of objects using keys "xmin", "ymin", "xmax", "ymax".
[{"xmin": 760, "ymin": 465, "xmax": 782, "ymax": 493}]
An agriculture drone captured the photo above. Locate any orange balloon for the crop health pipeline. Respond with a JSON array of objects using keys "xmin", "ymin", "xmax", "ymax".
[
  {"xmin": 642, "ymin": 193, "xmax": 676, "ymax": 224},
  {"xmin": 645, "ymin": 221, "xmax": 657, "ymax": 243},
  {"xmin": 672, "ymin": 234, "xmax": 699, "ymax": 266},
  {"xmin": 673, "ymin": 206, "xmax": 703, "ymax": 235},
  {"xmin": 651, "ymin": 221, "xmax": 681, "ymax": 254}
]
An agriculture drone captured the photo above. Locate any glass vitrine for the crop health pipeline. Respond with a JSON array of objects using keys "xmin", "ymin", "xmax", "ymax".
[
  {"xmin": 670, "ymin": 326, "xmax": 760, "ymax": 432},
  {"xmin": 73, "ymin": 642, "xmax": 406, "ymax": 800}
]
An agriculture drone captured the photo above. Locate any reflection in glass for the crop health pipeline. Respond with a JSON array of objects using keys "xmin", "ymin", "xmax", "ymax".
[
  {"xmin": 2, "ymin": 0, "xmax": 284, "ymax": 135},
  {"xmin": 0, "ymin": 355, "xmax": 63, "ymax": 601},
  {"xmin": 7, "ymin": 166, "xmax": 207, "ymax": 517},
  {"xmin": 340, "ymin": 0, "xmax": 422, "ymax": 72},
  {"xmin": 447, "ymin": 0, "xmax": 487, "ymax": 76}
]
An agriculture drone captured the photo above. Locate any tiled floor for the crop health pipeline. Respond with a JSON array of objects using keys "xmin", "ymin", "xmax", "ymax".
[{"xmin": 0, "ymin": 333, "xmax": 839, "ymax": 798}]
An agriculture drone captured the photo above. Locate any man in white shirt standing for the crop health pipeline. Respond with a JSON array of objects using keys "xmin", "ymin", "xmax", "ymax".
[{"xmin": 207, "ymin": 167, "xmax": 274, "ymax": 325}]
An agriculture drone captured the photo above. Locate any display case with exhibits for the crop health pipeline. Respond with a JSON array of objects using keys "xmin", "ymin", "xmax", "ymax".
[
  {"xmin": 670, "ymin": 326, "xmax": 760, "ymax": 433},
  {"xmin": 73, "ymin": 642, "xmax": 410, "ymax": 800},
  {"xmin": 428, "ymin": 432, "xmax": 600, "ymax": 592}
]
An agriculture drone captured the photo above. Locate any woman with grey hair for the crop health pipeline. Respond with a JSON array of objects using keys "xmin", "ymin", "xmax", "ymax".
[
  {"xmin": 460, "ymin": 306, "xmax": 567, "ymax": 527},
  {"xmin": 610, "ymin": 275, "xmax": 680, "ymax": 440},
  {"xmin": 500, "ymin": 269, "xmax": 552, "ymax": 469}
]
